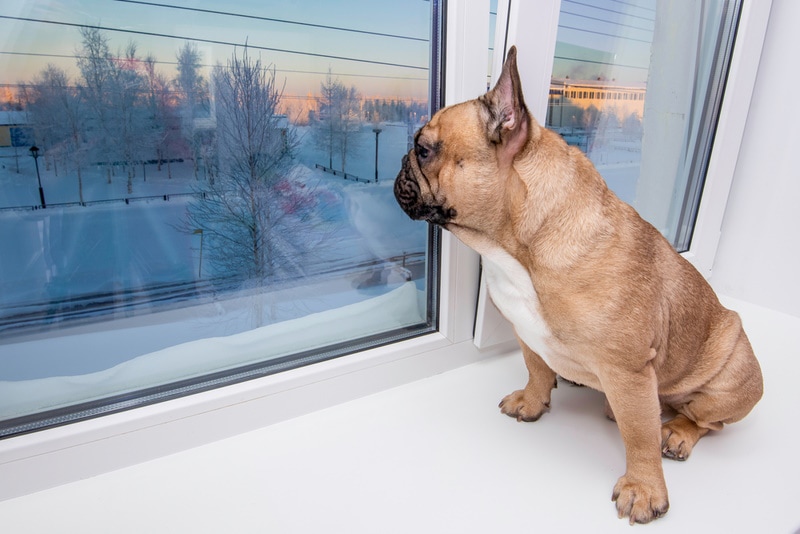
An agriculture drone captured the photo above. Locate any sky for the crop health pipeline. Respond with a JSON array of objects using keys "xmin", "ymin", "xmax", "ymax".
[
  {"xmin": 0, "ymin": 0, "xmax": 433, "ymax": 102},
  {"xmin": 1, "ymin": 0, "xmax": 657, "ymax": 109},
  {"xmin": 554, "ymin": 0, "xmax": 655, "ymax": 84}
]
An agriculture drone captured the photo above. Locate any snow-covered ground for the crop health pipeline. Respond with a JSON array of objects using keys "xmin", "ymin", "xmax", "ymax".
[{"xmin": 0, "ymin": 281, "xmax": 426, "ymax": 420}]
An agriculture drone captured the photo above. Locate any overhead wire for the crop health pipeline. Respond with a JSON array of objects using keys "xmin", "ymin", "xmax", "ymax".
[
  {"xmin": 112, "ymin": 0, "xmax": 428, "ymax": 43},
  {"xmin": 0, "ymin": 51, "xmax": 427, "ymax": 83},
  {"xmin": 561, "ymin": 0, "xmax": 655, "ymax": 23},
  {"xmin": 0, "ymin": 15, "xmax": 428, "ymax": 71},
  {"xmin": 560, "ymin": 9, "xmax": 654, "ymax": 33},
  {"xmin": 557, "ymin": 24, "xmax": 652, "ymax": 45}
]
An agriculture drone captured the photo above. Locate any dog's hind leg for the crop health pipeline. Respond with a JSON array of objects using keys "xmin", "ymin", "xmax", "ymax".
[
  {"xmin": 661, "ymin": 413, "xmax": 709, "ymax": 461},
  {"xmin": 662, "ymin": 318, "xmax": 763, "ymax": 461}
]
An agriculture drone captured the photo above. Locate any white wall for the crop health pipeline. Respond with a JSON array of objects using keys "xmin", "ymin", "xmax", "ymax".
[{"xmin": 711, "ymin": 0, "xmax": 800, "ymax": 318}]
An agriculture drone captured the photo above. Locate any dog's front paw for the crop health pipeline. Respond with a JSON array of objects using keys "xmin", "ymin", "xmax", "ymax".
[
  {"xmin": 499, "ymin": 389, "xmax": 550, "ymax": 422},
  {"xmin": 612, "ymin": 475, "xmax": 669, "ymax": 524}
]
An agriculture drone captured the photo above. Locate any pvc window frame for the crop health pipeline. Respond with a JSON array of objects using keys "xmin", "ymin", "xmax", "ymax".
[{"xmin": 1, "ymin": 0, "xmax": 772, "ymax": 503}]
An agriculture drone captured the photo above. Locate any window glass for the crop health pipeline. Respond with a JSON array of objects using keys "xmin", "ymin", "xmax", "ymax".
[
  {"xmin": 547, "ymin": 0, "xmax": 740, "ymax": 250},
  {"xmin": 488, "ymin": 0, "xmax": 498, "ymax": 91},
  {"xmin": 0, "ymin": 0, "xmax": 441, "ymax": 437}
]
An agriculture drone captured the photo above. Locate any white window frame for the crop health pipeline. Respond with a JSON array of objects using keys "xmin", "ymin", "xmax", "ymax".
[
  {"xmin": 0, "ymin": 0, "xmax": 495, "ymax": 502},
  {"xmin": 0, "ymin": 0, "xmax": 773, "ymax": 501},
  {"xmin": 476, "ymin": 0, "xmax": 773, "ymax": 348}
]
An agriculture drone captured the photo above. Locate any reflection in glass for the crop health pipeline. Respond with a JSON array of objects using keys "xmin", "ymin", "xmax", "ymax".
[{"xmin": 546, "ymin": 0, "xmax": 740, "ymax": 250}]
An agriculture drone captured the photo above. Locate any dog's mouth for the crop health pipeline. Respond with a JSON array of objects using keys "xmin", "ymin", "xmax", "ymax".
[{"xmin": 394, "ymin": 152, "xmax": 456, "ymax": 226}]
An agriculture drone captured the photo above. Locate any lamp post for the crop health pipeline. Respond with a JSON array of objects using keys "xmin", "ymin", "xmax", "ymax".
[
  {"xmin": 29, "ymin": 146, "xmax": 46, "ymax": 209},
  {"xmin": 372, "ymin": 127, "xmax": 382, "ymax": 183},
  {"xmin": 193, "ymin": 228, "xmax": 204, "ymax": 279}
]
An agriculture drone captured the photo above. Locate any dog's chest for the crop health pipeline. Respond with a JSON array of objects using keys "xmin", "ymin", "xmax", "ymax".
[{"xmin": 481, "ymin": 249, "xmax": 556, "ymax": 363}]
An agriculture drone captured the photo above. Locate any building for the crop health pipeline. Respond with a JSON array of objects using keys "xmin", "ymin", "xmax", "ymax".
[
  {"xmin": 547, "ymin": 78, "xmax": 646, "ymax": 130},
  {"xmin": 0, "ymin": 110, "xmax": 30, "ymax": 148}
]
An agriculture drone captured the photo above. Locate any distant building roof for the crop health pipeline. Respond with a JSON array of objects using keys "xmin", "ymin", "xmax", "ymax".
[
  {"xmin": 0, "ymin": 111, "xmax": 28, "ymax": 126},
  {"xmin": 550, "ymin": 78, "xmax": 647, "ymax": 91}
]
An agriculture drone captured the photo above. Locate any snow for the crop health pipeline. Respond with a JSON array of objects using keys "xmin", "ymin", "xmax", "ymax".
[
  {"xmin": 0, "ymin": 123, "xmax": 427, "ymax": 387},
  {"xmin": 0, "ymin": 281, "xmax": 425, "ymax": 420}
]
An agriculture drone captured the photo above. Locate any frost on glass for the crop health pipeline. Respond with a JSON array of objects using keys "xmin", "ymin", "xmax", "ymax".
[{"xmin": 0, "ymin": 1, "xmax": 436, "ymax": 428}]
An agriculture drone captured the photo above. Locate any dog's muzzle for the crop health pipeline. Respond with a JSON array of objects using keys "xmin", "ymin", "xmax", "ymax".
[{"xmin": 394, "ymin": 152, "xmax": 455, "ymax": 226}]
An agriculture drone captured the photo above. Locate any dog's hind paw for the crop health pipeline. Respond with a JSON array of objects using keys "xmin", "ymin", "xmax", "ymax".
[
  {"xmin": 661, "ymin": 414, "xmax": 710, "ymax": 461},
  {"xmin": 498, "ymin": 389, "xmax": 550, "ymax": 422}
]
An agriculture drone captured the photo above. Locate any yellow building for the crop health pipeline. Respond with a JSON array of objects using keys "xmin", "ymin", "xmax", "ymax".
[
  {"xmin": 0, "ymin": 111, "xmax": 28, "ymax": 147},
  {"xmin": 547, "ymin": 78, "xmax": 646, "ymax": 129}
]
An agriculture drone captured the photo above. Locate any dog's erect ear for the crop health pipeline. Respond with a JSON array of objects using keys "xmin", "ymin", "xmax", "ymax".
[{"xmin": 482, "ymin": 46, "xmax": 529, "ymax": 162}]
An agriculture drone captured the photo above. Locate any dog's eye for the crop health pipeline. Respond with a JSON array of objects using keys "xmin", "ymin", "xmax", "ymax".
[{"xmin": 416, "ymin": 145, "xmax": 430, "ymax": 160}]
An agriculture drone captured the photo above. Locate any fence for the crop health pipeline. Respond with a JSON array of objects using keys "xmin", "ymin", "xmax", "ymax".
[
  {"xmin": 0, "ymin": 191, "xmax": 205, "ymax": 213},
  {"xmin": 315, "ymin": 163, "xmax": 372, "ymax": 184}
]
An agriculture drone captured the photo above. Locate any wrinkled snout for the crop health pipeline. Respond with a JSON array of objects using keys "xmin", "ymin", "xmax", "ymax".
[
  {"xmin": 394, "ymin": 152, "xmax": 424, "ymax": 218},
  {"xmin": 393, "ymin": 151, "xmax": 455, "ymax": 226}
]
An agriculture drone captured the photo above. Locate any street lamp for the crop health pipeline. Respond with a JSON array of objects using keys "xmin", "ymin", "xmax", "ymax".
[
  {"xmin": 29, "ymin": 146, "xmax": 46, "ymax": 209},
  {"xmin": 193, "ymin": 228, "xmax": 204, "ymax": 279},
  {"xmin": 372, "ymin": 127, "xmax": 382, "ymax": 183}
]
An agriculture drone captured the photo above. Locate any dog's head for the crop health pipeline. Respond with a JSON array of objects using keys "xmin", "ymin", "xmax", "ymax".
[{"xmin": 394, "ymin": 46, "xmax": 534, "ymax": 234}]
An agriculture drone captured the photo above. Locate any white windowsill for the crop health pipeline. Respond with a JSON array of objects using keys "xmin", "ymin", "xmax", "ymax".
[{"xmin": 0, "ymin": 294, "xmax": 796, "ymax": 533}]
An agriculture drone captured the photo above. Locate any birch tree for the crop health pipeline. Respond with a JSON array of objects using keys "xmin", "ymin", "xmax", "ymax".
[
  {"xmin": 312, "ymin": 70, "xmax": 363, "ymax": 173},
  {"xmin": 142, "ymin": 53, "xmax": 175, "ymax": 178},
  {"xmin": 185, "ymin": 48, "xmax": 326, "ymax": 325},
  {"xmin": 313, "ymin": 69, "xmax": 341, "ymax": 169},
  {"xmin": 108, "ymin": 41, "xmax": 148, "ymax": 193},
  {"xmin": 76, "ymin": 26, "xmax": 115, "ymax": 183},
  {"xmin": 336, "ymin": 84, "xmax": 362, "ymax": 174},
  {"xmin": 175, "ymin": 42, "xmax": 211, "ymax": 180}
]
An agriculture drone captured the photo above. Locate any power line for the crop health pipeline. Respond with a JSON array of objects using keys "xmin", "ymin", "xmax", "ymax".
[
  {"xmin": 561, "ymin": 0, "xmax": 655, "ymax": 23},
  {"xmin": 609, "ymin": 0, "xmax": 656, "ymax": 13},
  {"xmin": 555, "ymin": 55, "xmax": 649, "ymax": 71},
  {"xmin": 560, "ymin": 9, "xmax": 654, "ymax": 32},
  {"xmin": 558, "ymin": 24, "xmax": 652, "ymax": 44},
  {"xmin": 0, "ymin": 15, "xmax": 428, "ymax": 71},
  {"xmin": 113, "ymin": 0, "xmax": 429, "ymax": 43},
  {"xmin": 0, "ymin": 51, "xmax": 427, "ymax": 83}
]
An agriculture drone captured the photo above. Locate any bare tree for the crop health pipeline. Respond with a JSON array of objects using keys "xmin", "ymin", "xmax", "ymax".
[
  {"xmin": 184, "ymin": 47, "xmax": 327, "ymax": 324},
  {"xmin": 142, "ymin": 53, "xmax": 176, "ymax": 179},
  {"xmin": 336, "ymin": 84, "xmax": 363, "ymax": 174},
  {"xmin": 76, "ymin": 26, "xmax": 115, "ymax": 183},
  {"xmin": 107, "ymin": 41, "xmax": 149, "ymax": 193},
  {"xmin": 312, "ymin": 70, "xmax": 363, "ymax": 173},
  {"xmin": 313, "ymin": 69, "xmax": 341, "ymax": 169},
  {"xmin": 175, "ymin": 42, "xmax": 211, "ymax": 180}
]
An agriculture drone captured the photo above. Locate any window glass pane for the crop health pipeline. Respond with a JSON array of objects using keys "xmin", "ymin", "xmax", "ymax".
[
  {"xmin": 548, "ymin": 0, "xmax": 740, "ymax": 250},
  {"xmin": 488, "ymin": 0, "xmax": 499, "ymax": 91},
  {"xmin": 0, "ymin": 0, "xmax": 441, "ymax": 436}
]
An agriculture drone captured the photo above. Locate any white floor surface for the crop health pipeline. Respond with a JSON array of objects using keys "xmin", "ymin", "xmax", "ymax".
[{"xmin": 1, "ymin": 296, "xmax": 798, "ymax": 533}]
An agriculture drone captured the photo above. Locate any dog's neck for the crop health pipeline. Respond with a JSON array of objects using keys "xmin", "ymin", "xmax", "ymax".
[{"xmin": 451, "ymin": 126, "xmax": 614, "ymax": 274}]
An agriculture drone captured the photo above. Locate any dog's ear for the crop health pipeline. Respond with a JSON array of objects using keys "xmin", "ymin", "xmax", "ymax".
[{"xmin": 482, "ymin": 46, "xmax": 530, "ymax": 163}]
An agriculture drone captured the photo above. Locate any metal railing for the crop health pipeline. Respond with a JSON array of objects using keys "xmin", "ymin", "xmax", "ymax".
[{"xmin": 0, "ymin": 191, "xmax": 205, "ymax": 212}]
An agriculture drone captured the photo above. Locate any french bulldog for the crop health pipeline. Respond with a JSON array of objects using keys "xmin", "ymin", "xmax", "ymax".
[{"xmin": 394, "ymin": 46, "xmax": 763, "ymax": 524}]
